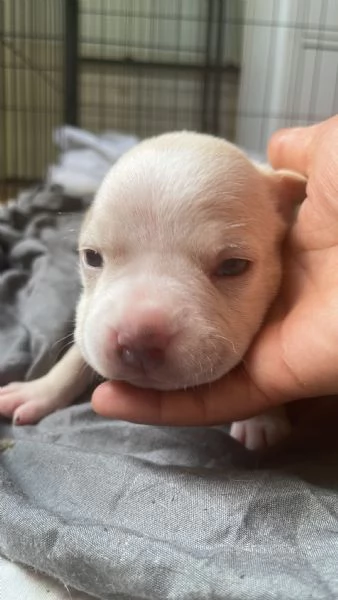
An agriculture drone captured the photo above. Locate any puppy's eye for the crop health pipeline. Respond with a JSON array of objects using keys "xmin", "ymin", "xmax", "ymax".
[
  {"xmin": 83, "ymin": 249, "xmax": 103, "ymax": 268},
  {"xmin": 215, "ymin": 258, "xmax": 249, "ymax": 277}
]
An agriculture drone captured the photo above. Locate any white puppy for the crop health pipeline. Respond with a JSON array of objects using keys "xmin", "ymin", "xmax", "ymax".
[{"xmin": 0, "ymin": 132, "xmax": 305, "ymax": 450}]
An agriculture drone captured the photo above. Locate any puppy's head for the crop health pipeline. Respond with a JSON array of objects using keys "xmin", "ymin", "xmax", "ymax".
[{"xmin": 75, "ymin": 132, "xmax": 305, "ymax": 390}]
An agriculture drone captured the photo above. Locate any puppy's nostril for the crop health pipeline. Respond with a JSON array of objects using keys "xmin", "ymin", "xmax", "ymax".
[
  {"xmin": 117, "ymin": 343, "xmax": 166, "ymax": 370},
  {"xmin": 119, "ymin": 345, "xmax": 140, "ymax": 368}
]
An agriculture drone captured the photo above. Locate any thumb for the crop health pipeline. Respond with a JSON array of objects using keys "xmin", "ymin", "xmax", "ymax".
[
  {"xmin": 268, "ymin": 124, "xmax": 319, "ymax": 176},
  {"xmin": 91, "ymin": 374, "xmax": 271, "ymax": 426}
]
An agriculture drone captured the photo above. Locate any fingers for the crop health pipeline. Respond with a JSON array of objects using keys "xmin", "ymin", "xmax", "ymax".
[
  {"xmin": 268, "ymin": 116, "xmax": 338, "ymax": 176},
  {"xmin": 91, "ymin": 368, "xmax": 279, "ymax": 427},
  {"xmin": 268, "ymin": 126, "xmax": 316, "ymax": 176},
  {"xmin": 92, "ymin": 382, "xmax": 164, "ymax": 424}
]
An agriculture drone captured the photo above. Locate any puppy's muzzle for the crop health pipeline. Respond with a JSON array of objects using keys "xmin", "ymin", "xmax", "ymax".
[
  {"xmin": 117, "ymin": 332, "xmax": 169, "ymax": 371},
  {"xmin": 107, "ymin": 305, "xmax": 175, "ymax": 375}
]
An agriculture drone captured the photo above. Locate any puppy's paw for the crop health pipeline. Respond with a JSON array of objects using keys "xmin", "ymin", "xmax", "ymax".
[
  {"xmin": 0, "ymin": 379, "xmax": 64, "ymax": 425},
  {"xmin": 230, "ymin": 409, "xmax": 292, "ymax": 451}
]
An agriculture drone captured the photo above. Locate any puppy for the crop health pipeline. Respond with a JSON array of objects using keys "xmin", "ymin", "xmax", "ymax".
[{"xmin": 0, "ymin": 132, "xmax": 305, "ymax": 450}]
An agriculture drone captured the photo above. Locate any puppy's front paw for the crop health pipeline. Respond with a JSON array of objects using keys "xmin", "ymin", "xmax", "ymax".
[
  {"xmin": 230, "ymin": 409, "xmax": 292, "ymax": 451},
  {"xmin": 0, "ymin": 379, "xmax": 63, "ymax": 425}
]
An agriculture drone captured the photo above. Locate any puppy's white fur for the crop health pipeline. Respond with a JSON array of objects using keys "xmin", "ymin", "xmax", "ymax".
[{"xmin": 0, "ymin": 132, "xmax": 305, "ymax": 450}]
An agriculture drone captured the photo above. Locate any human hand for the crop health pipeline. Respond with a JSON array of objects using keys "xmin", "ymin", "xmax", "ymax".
[{"xmin": 92, "ymin": 116, "xmax": 338, "ymax": 425}]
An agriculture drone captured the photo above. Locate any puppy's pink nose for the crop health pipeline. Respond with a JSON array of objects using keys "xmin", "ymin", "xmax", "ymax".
[
  {"xmin": 115, "ymin": 309, "xmax": 173, "ymax": 372},
  {"xmin": 117, "ymin": 338, "xmax": 168, "ymax": 370}
]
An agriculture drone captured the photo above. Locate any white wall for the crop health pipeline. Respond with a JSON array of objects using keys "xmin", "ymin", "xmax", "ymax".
[{"xmin": 236, "ymin": 0, "xmax": 338, "ymax": 155}]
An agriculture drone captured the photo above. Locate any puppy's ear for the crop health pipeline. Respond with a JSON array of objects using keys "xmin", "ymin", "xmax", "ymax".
[{"xmin": 257, "ymin": 163, "xmax": 307, "ymax": 223}]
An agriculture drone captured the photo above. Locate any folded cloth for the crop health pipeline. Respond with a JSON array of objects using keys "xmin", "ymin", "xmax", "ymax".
[{"xmin": 48, "ymin": 126, "xmax": 139, "ymax": 197}]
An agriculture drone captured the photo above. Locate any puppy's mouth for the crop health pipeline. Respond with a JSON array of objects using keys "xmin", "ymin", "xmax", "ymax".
[
  {"xmin": 110, "ymin": 374, "xmax": 184, "ymax": 391},
  {"xmin": 100, "ymin": 355, "xmax": 234, "ymax": 391}
]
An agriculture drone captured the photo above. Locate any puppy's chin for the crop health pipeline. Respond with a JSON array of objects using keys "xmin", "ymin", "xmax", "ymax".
[
  {"xmin": 80, "ymin": 344, "xmax": 243, "ymax": 391},
  {"xmin": 92, "ymin": 368, "xmax": 231, "ymax": 392},
  {"xmin": 115, "ymin": 366, "xmax": 236, "ymax": 391}
]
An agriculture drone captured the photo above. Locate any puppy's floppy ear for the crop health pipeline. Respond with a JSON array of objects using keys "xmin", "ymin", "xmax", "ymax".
[{"xmin": 257, "ymin": 163, "xmax": 307, "ymax": 223}]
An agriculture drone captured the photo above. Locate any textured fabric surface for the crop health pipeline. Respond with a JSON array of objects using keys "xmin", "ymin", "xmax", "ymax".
[
  {"xmin": 0, "ymin": 186, "xmax": 87, "ymax": 384},
  {"xmin": 0, "ymin": 187, "xmax": 338, "ymax": 600}
]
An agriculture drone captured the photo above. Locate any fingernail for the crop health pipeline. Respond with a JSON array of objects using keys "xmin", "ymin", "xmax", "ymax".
[{"xmin": 13, "ymin": 415, "xmax": 20, "ymax": 426}]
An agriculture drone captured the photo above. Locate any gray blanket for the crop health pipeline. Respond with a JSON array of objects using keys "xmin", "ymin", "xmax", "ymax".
[{"xmin": 0, "ymin": 187, "xmax": 338, "ymax": 600}]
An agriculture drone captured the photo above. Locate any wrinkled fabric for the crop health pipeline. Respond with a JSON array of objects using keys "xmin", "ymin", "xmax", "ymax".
[
  {"xmin": 0, "ymin": 186, "xmax": 86, "ymax": 383},
  {"xmin": 0, "ymin": 186, "xmax": 338, "ymax": 600}
]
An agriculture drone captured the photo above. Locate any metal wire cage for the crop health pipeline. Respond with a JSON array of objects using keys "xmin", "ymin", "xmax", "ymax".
[
  {"xmin": 0, "ymin": 0, "xmax": 65, "ymax": 198},
  {"xmin": 1, "ymin": 0, "xmax": 338, "ymax": 199}
]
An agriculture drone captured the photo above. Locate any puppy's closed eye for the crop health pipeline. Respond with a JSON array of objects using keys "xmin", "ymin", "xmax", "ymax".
[
  {"xmin": 214, "ymin": 257, "xmax": 250, "ymax": 278},
  {"xmin": 82, "ymin": 249, "xmax": 104, "ymax": 269}
]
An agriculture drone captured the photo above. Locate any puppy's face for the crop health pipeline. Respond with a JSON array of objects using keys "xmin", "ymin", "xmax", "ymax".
[{"xmin": 75, "ymin": 132, "xmax": 304, "ymax": 390}]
